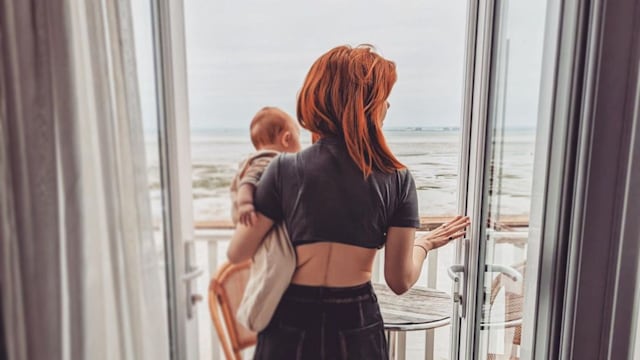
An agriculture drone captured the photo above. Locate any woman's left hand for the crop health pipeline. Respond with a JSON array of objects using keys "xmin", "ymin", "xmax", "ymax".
[{"xmin": 417, "ymin": 215, "xmax": 470, "ymax": 251}]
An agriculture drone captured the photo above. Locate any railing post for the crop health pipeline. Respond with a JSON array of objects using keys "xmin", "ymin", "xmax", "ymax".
[
  {"xmin": 207, "ymin": 240, "xmax": 220, "ymax": 359},
  {"xmin": 372, "ymin": 249, "xmax": 383, "ymax": 283},
  {"xmin": 425, "ymin": 248, "xmax": 438, "ymax": 360}
]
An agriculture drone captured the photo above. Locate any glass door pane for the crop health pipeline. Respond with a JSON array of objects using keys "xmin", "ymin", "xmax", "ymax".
[
  {"xmin": 131, "ymin": 0, "xmax": 171, "ymax": 357},
  {"xmin": 135, "ymin": 1, "xmax": 201, "ymax": 358},
  {"xmin": 473, "ymin": 0, "xmax": 549, "ymax": 359}
]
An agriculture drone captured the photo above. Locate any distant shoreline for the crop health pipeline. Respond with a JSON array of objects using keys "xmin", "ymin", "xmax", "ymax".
[{"xmin": 184, "ymin": 126, "xmax": 536, "ymax": 134}]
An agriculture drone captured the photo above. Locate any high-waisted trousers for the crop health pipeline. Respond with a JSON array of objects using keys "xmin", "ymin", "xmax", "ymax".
[{"xmin": 254, "ymin": 282, "xmax": 388, "ymax": 360}]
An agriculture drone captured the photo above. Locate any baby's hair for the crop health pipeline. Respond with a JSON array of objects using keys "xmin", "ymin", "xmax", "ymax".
[{"xmin": 249, "ymin": 107, "xmax": 292, "ymax": 149}]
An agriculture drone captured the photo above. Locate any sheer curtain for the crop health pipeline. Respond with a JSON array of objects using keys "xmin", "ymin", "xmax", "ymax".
[{"xmin": 0, "ymin": 1, "xmax": 170, "ymax": 359}]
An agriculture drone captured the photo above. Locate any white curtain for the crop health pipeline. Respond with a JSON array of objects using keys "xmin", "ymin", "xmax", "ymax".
[{"xmin": 0, "ymin": 1, "xmax": 170, "ymax": 360}]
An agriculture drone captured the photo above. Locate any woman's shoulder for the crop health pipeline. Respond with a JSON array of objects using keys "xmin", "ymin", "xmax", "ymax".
[
  {"xmin": 397, "ymin": 167, "xmax": 414, "ymax": 181},
  {"xmin": 272, "ymin": 151, "xmax": 299, "ymax": 167},
  {"xmin": 372, "ymin": 166, "xmax": 414, "ymax": 183},
  {"xmin": 266, "ymin": 152, "xmax": 301, "ymax": 180}
]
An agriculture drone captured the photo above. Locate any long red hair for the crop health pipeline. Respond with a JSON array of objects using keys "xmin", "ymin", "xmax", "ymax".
[{"xmin": 297, "ymin": 45, "xmax": 405, "ymax": 176}]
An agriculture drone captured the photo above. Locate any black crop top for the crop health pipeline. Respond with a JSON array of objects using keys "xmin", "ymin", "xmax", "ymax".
[{"xmin": 254, "ymin": 137, "xmax": 420, "ymax": 249}]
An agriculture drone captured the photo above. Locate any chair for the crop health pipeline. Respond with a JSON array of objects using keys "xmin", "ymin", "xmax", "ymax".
[
  {"xmin": 486, "ymin": 262, "xmax": 525, "ymax": 360},
  {"xmin": 208, "ymin": 261, "xmax": 257, "ymax": 360}
]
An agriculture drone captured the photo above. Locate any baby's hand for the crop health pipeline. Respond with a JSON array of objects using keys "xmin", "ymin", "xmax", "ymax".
[{"xmin": 238, "ymin": 202, "xmax": 257, "ymax": 226}]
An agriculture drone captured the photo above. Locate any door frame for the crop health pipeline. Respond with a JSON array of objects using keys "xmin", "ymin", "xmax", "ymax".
[
  {"xmin": 455, "ymin": 0, "xmax": 640, "ymax": 358},
  {"xmin": 452, "ymin": 0, "xmax": 498, "ymax": 358},
  {"xmin": 557, "ymin": 0, "xmax": 640, "ymax": 356},
  {"xmin": 453, "ymin": 0, "xmax": 563, "ymax": 358},
  {"xmin": 450, "ymin": 0, "xmax": 479, "ymax": 354},
  {"xmin": 150, "ymin": 0, "xmax": 201, "ymax": 359}
]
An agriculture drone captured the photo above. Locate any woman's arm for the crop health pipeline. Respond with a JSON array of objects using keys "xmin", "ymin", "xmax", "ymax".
[
  {"xmin": 384, "ymin": 226, "xmax": 424, "ymax": 294},
  {"xmin": 227, "ymin": 213, "xmax": 274, "ymax": 263},
  {"xmin": 384, "ymin": 215, "xmax": 469, "ymax": 294}
]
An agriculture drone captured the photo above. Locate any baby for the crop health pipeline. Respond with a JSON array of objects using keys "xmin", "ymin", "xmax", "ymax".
[
  {"xmin": 231, "ymin": 107, "xmax": 300, "ymax": 331},
  {"xmin": 230, "ymin": 106, "xmax": 301, "ymax": 226}
]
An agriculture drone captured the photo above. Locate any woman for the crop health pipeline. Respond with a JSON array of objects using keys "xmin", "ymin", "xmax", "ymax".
[{"xmin": 228, "ymin": 45, "xmax": 470, "ymax": 360}]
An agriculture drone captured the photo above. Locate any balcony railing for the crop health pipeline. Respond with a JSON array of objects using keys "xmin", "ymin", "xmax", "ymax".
[{"xmin": 193, "ymin": 216, "xmax": 528, "ymax": 360}]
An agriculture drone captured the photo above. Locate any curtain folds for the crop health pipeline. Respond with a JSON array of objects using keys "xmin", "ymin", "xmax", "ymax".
[{"xmin": 0, "ymin": 1, "xmax": 170, "ymax": 359}]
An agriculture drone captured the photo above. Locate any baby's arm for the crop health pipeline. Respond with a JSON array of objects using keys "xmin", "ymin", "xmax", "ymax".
[
  {"xmin": 237, "ymin": 155, "xmax": 274, "ymax": 226},
  {"xmin": 236, "ymin": 183, "xmax": 257, "ymax": 226}
]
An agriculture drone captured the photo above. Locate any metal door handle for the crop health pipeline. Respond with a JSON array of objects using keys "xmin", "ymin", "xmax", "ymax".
[
  {"xmin": 447, "ymin": 264, "xmax": 465, "ymax": 283},
  {"xmin": 182, "ymin": 266, "xmax": 203, "ymax": 319},
  {"xmin": 181, "ymin": 267, "xmax": 203, "ymax": 282},
  {"xmin": 447, "ymin": 264, "xmax": 465, "ymax": 305},
  {"xmin": 183, "ymin": 241, "xmax": 203, "ymax": 319},
  {"xmin": 485, "ymin": 264, "xmax": 522, "ymax": 282}
]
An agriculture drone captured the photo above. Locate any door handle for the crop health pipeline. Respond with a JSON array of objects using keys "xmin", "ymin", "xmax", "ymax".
[
  {"xmin": 484, "ymin": 264, "xmax": 522, "ymax": 282},
  {"xmin": 181, "ymin": 267, "xmax": 204, "ymax": 282},
  {"xmin": 447, "ymin": 264, "xmax": 465, "ymax": 283},
  {"xmin": 183, "ymin": 240, "xmax": 203, "ymax": 319},
  {"xmin": 447, "ymin": 264, "xmax": 521, "ymax": 282},
  {"xmin": 449, "ymin": 237, "xmax": 470, "ymax": 316},
  {"xmin": 447, "ymin": 262, "xmax": 522, "ymax": 315},
  {"xmin": 447, "ymin": 264, "xmax": 465, "ymax": 306}
]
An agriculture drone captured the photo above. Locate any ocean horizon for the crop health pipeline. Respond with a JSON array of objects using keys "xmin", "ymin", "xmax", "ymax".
[
  {"xmin": 143, "ymin": 127, "xmax": 536, "ymax": 225},
  {"xmin": 184, "ymin": 125, "xmax": 536, "ymax": 134}
]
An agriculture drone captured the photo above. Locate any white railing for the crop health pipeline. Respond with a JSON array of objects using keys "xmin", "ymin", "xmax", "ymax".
[
  {"xmin": 194, "ymin": 228, "xmax": 529, "ymax": 360},
  {"xmin": 193, "ymin": 228, "xmax": 442, "ymax": 360}
]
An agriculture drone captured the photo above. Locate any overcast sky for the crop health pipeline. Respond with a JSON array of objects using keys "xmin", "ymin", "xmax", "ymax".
[{"xmin": 134, "ymin": 0, "xmax": 547, "ymax": 131}]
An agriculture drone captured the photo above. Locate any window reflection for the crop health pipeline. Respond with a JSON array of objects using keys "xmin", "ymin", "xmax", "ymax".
[{"xmin": 479, "ymin": 0, "xmax": 547, "ymax": 358}]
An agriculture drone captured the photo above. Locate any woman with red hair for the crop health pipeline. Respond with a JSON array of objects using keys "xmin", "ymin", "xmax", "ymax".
[{"xmin": 228, "ymin": 45, "xmax": 469, "ymax": 359}]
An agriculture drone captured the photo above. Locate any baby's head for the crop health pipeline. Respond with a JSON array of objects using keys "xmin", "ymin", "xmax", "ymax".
[{"xmin": 250, "ymin": 107, "xmax": 301, "ymax": 153}]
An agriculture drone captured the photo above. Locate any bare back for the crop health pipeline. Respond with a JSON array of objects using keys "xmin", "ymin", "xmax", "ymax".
[{"xmin": 292, "ymin": 242, "xmax": 376, "ymax": 286}]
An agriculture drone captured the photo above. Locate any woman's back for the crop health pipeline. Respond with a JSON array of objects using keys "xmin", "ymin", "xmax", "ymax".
[
  {"xmin": 292, "ymin": 242, "xmax": 376, "ymax": 286},
  {"xmin": 254, "ymin": 136, "xmax": 419, "ymax": 286}
]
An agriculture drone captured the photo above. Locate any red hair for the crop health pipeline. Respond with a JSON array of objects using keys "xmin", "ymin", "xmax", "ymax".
[{"xmin": 297, "ymin": 45, "xmax": 405, "ymax": 176}]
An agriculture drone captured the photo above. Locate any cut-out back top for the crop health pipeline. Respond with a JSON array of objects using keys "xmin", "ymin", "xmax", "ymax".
[{"xmin": 254, "ymin": 136, "xmax": 420, "ymax": 249}]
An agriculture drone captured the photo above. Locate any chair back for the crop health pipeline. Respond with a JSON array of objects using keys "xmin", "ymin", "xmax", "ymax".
[
  {"xmin": 208, "ymin": 261, "xmax": 257, "ymax": 360},
  {"xmin": 488, "ymin": 261, "xmax": 526, "ymax": 357}
]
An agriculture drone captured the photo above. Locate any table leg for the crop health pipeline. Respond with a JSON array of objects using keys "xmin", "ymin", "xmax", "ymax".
[
  {"xmin": 385, "ymin": 331, "xmax": 406, "ymax": 360},
  {"xmin": 397, "ymin": 332, "xmax": 406, "ymax": 360},
  {"xmin": 425, "ymin": 329, "xmax": 434, "ymax": 360},
  {"xmin": 386, "ymin": 331, "xmax": 396, "ymax": 360}
]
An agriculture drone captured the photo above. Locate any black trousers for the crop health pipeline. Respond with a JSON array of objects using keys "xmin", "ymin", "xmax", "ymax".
[{"xmin": 254, "ymin": 282, "xmax": 388, "ymax": 360}]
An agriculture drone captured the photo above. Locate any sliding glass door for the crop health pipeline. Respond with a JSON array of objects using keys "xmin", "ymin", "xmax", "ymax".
[
  {"xmin": 451, "ymin": 0, "xmax": 555, "ymax": 359},
  {"xmin": 146, "ymin": 0, "xmax": 203, "ymax": 359}
]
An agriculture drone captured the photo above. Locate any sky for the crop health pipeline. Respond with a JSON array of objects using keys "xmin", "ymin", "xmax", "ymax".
[{"xmin": 133, "ymin": 0, "xmax": 547, "ymax": 131}]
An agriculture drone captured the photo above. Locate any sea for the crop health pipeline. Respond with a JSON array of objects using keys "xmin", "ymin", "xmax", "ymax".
[{"xmin": 179, "ymin": 127, "xmax": 536, "ymax": 224}]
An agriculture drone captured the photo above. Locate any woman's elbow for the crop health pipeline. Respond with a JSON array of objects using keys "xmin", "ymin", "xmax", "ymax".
[
  {"xmin": 385, "ymin": 273, "xmax": 413, "ymax": 295},
  {"xmin": 387, "ymin": 282, "xmax": 410, "ymax": 295}
]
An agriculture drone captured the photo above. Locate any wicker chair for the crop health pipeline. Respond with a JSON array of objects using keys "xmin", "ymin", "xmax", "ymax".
[
  {"xmin": 208, "ymin": 261, "xmax": 257, "ymax": 360},
  {"xmin": 486, "ymin": 262, "xmax": 525, "ymax": 360}
]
